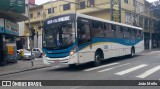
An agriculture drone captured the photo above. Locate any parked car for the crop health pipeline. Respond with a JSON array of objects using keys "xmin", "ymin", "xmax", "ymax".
[
  {"xmin": 23, "ymin": 49, "xmax": 35, "ymax": 60},
  {"xmin": 17, "ymin": 49, "xmax": 35, "ymax": 60},
  {"xmin": 32, "ymin": 48, "xmax": 43, "ymax": 58}
]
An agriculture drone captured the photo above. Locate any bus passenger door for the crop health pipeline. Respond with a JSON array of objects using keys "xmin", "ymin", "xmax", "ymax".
[{"xmin": 77, "ymin": 17, "xmax": 92, "ymax": 63}]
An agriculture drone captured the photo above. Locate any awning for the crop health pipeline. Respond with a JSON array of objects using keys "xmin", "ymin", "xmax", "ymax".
[{"xmin": 0, "ymin": 9, "xmax": 28, "ymax": 22}]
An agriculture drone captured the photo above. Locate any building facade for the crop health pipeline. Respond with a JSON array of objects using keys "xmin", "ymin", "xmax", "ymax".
[
  {"xmin": 0, "ymin": 0, "xmax": 27, "ymax": 64},
  {"xmin": 25, "ymin": 0, "xmax": 160, "ymax": 49},
  {"xmin": 17, "ymin": 0, "xmax": 37, "ymax": 50}
]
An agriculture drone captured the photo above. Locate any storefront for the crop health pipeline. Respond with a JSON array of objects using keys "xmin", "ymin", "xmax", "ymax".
[
  {"xmin": 144, "ymin": 32, "xmax": 160, "ymax": 50},
  {"xmin": 0, "ymin": 10, "xmax": 27, "ymax": 65}
]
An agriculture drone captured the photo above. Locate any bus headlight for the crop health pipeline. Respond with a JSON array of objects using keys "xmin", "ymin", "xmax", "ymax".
[{"xmin": 70, "ymin": 46, "xmax": 77, "ymax": 56}]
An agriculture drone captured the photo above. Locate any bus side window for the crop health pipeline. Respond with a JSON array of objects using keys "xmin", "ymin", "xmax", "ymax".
[
  {"xmin": 123, "ymin": 27, "xmax": 130, "ymax": 39},
  {"xmin": 130, "ymin": 29, "xmax": 136, "ymax": 39},
  {"xmin": 78, "ymin": 18, "xmax": 91, "ymax": 45},
  {"xmin": 115, "ymin": 25, "xmax": 123, "ymax": 38},
  {"xmin": 104, "ymin": 23, "xmax": 109, "ymax": 37},
  {"xmin": 91, "ymin": 20, "xmax": 104, "ymax": 37},
  {"xmin": 136, "ymin": 30, "xmax": 142, "ymax": 39},
  {"xmin": 104, "ymin": 24, "xmax": 115, "ymax": 38},
  {"xmin": 141, "ymin": 31, "xmax": 144, "ymax": 39}
]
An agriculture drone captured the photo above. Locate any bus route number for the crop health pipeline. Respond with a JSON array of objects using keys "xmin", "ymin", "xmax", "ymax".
[{"xmin": 104, "ymin": 45, "xmax": 108, "ymax": 49}]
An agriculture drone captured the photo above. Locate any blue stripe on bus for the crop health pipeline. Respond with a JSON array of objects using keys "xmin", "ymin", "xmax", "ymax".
[
  {"xmin": 78, "ymin": 38, "xmax": 143, "ymax": 50},
  {"xmin": 93, "ymin": 38, "xmax": 142, "ymax": 46},
  {"xmin": 47, "ymin": 52, "xmax": 70, "ymax": 58}
]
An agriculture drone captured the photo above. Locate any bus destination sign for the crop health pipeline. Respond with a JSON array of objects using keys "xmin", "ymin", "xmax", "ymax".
[{"xmin": 47, "ymin": 16, "xmax": 70, "ymax": 25}]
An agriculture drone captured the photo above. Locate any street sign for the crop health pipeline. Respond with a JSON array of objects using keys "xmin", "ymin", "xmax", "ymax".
[{"xmin": 0, "ymin": 0, "xmax": 25, "ymax": 13}]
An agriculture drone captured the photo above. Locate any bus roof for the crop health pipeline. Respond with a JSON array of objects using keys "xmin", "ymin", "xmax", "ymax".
[{"xmin": 76, "ymin": 13, "xmax": 143, "ymax": 30}]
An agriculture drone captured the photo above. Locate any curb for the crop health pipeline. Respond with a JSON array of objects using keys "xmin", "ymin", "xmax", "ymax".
[{"xmin": 0, "ymin": 66, "xmax": 51, "ymax": 76}]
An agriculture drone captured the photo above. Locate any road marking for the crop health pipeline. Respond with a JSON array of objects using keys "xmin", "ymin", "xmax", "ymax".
[
  {"xmin": 136, "ymin": 66, "xmax": 160, "ymax": 78},
  {"xmin": 98, "ymin": 63, "xmax": 130, "ymax": 72},
  {"xmin": 70, "ymin": 86, "xmax": 82, "ymax": 89},
  {"xmin": 84, "ymin": 63, "xmax": 119, "ymax": 72},
  {"xmin": 115, "ymin": 64, "xmax": 147, "ymax": 75}
]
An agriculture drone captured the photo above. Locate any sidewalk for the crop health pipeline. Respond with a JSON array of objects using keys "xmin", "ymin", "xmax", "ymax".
[
  {"xmin": 143, "ymin": 48, "xmax": 160, "ymax": 53},
  {"xmin": 0, "ymin": 59, "xmax": 50, "ymax": 76}
]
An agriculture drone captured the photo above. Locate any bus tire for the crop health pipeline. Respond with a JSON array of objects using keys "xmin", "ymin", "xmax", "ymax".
[
  {"xmin": 130, "ymin": 48, "xmax": 135, "ymax": 58},
  {"xmin": 94, "ymin": 52, "xmax": 102, "ymax": 66}
]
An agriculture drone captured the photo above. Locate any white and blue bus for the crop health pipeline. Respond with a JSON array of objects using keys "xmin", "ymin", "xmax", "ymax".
[{"xmin": 42, "ymin": 13, "xmax": 144, "ymax": 67}]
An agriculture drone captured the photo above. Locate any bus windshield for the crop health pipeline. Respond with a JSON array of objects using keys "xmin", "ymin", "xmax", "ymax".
[{"xmin": 43, "ymin": 22, "xmax": 75, "ymax": 49}]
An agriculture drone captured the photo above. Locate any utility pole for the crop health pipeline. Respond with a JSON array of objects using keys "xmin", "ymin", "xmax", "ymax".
[
  {"xmin": 149, "ymin": 18, "xmax": 152, "ymax": 50},
  {"xmin": 27, "ymin": 4, "xmax": 34, "ymax": 66}
]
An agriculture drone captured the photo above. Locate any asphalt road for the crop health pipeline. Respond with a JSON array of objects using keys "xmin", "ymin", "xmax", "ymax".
[{"xmin": 0, "ymin": 51, "xmax": 160, "ymax": 89}]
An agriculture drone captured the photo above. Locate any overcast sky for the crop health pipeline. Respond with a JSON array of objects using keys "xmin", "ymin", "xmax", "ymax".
[{"xmin": 35, "ymin": 0, "xmax": 157, "ymax": 5}]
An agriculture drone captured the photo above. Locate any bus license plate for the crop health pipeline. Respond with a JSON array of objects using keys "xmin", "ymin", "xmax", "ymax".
[{"xmin": 54, "ymin": 60, "xmax": 60, "ymax": 63}]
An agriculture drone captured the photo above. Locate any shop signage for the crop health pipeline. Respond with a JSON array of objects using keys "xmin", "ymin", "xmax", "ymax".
[
  {"xmin": 5, "ymin": 19, "xmax": 19, "ymax": 36},
  {"xmin": 111, "ymin": 0, "xmax": 121, "ymax": 23},
  {"xmin": 0, "ymin": 0, "xmax": 25, "ymax": 13}
]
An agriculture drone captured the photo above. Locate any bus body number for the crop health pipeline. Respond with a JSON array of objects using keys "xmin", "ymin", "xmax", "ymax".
[{"xmin": 104, "ymin": 45, "xmax": 108, "ymax": 49}]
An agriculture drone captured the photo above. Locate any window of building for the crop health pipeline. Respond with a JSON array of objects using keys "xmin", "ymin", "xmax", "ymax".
[
  {"xmin": 30, "ymin": 13, "xmax": 33, "ymax": 18},
  {"xmin": 124, "ymin": 0, "xmax": 128, "ymax": 4},
  {"xmin": 90, "ymin": 0, "xmax": 95, "ymax": 7},
  {"xmin": 125, "ymin": 13, "xmax": 131, "ymax": 24},
  {"xmin": 63, "ymin": 3, "xmax": 70, "ymax": 11},
  {"xmin": 139, "ymin": 16, "xmax": 143, "ymax": 27},
  {"xmin": 91, "ymin": 20, "xmax": 104, "ymax": 37},
  {"xmin": 80, "ymin": 1, "xmax": 85, "ymax": 9},
  {"xmin": 144, "ymin": 18, "xmax": 149, "ymax": 29},
  {"xmin": 48, "ymin": 8, "xmax": 54, "ymax": 14},
  {"xmin": 132, "ymin": 15, "xmax": 138, "ymax": 26},
  {"xmin": 139, "ymin": 3, "xmax": 144, "ymax": 13},
  {"xmin": 37, "ymin": 11, "xmax": 41, "ymax": 17},
  {"xmin": 48, "ymin": 8, "xmax": 51, "ymax": 14},
  {"xmin": 133, "ymin": 0, "xmax": 136, "ymax": 7}
]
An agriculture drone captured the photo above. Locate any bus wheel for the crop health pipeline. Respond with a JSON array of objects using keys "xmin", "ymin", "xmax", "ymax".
[
  {"xmin": 94, "ymin": 52, "xmax": 102, "ymax": 66},
  {"xmin": 130, "ymin": 48, "xmax": 135, "ymax": 58}
]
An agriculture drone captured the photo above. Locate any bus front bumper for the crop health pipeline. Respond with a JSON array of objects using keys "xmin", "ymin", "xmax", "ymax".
[{"xmin": 43, "ymin": 54, "xmax": 78, "ymax": 65}]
